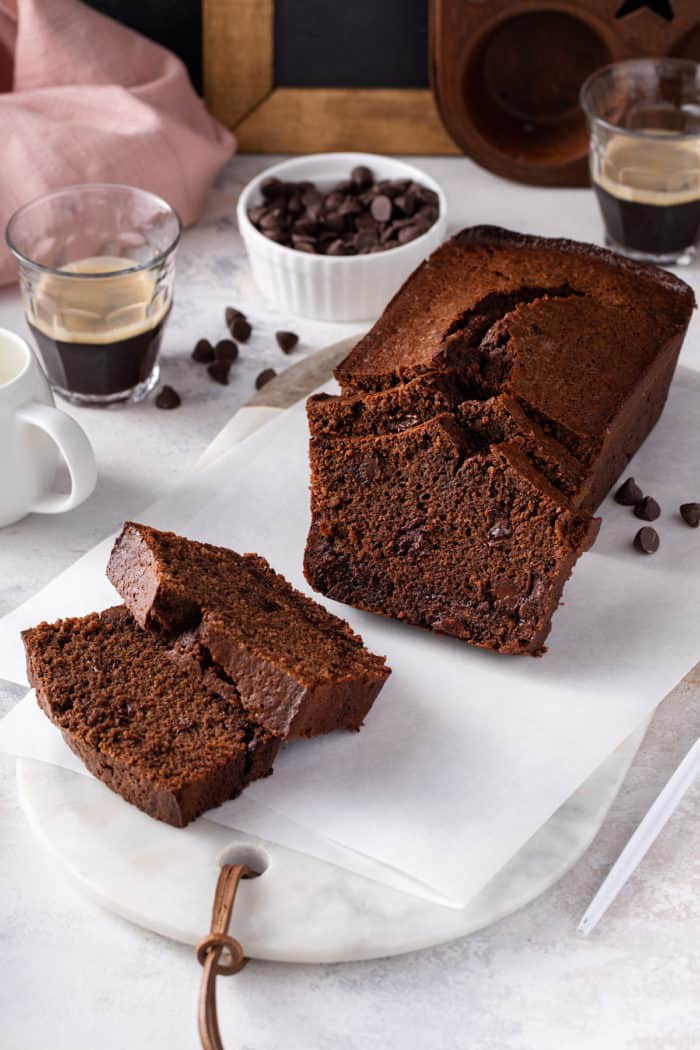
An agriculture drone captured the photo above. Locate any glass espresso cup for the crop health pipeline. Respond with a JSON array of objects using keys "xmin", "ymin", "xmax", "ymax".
[
  {"xmin": 581, "ymin": 58, "xmax": 700, "ymax": 266},
  {"xmin": 6, "ymin": 184, "xmax": 181, "ymax": 405}
]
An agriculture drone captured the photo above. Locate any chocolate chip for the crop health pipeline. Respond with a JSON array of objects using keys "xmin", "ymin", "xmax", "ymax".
[
  {"xmin": 680, "ymin": 502, "xmax": 700, "ymax": 527},
  {"xmin": 355, "ymin": 230, "xmax": 379, "ymax": 252},
  {"xmin": 614, "ymin": 477, "xmax": 643, "ymax": 505},
  {"xmin": 207, "ymin": 360, "xmax": 231, "ymax": 385},
  {"xmin": 326, "ymin": 238, "xmax": 350, "ymax": 256},
  {"xmin": 634, "ymin": 526, "xmax": 659, "ymax": 554},
  {"xmin": 155, "ymin": 385, "xmax": 181, "ymax": 410},
  {"xmin": 301, "ymin": 187, "xmax": 323, "ymax": 209},
  {"xmin": 634, "ymin": 496, "xmax": 660, "ymax": 521},
  {"xmin": 225, "ymin": 306, "xmax": 244, "ymax": 330},
  {"xmin": 351, "ymin": 165, "xmax": 373, "ymax": 189},
  {"xmin": 397, "ymin": 224, "xmax": 422, "ymax": 244},
  {"xmin": 324, "ymin": 191, "xmax": 346, "ymax": 212},
  {"xmin": 370, "ymin": 194, "xmax": 393, "ymax": 223},
  {"xmin": 192, "ymin": 338, "xmax": 215, "ymax": 364},
  {"xmin": 275, "ymin": 330, "xmax": 298, "ymax": 353},
  {"xmin": 260, "ymin": 207, "xmax": 285, "ymax": 231},
  {"xmin": 255, "ymin": 368, "xmax": 276, "ymax": 390},
  {"xmin": 394, "ymin": 192, "xmax": 416, "ymax": 217},
  {"xmin": 260, "ymin": 176, "xmax": 284, "ymax": 200},
  {"xmin": 232, "ymin": 317, "xmax": 252, "ymax": 342},
  {"xmin": 488, "ymin": 519, "xmax": 511, "ymax": 541},
  {"xmin": 215, "ymin": 339, "xmax": 238, "ymax": 363}
]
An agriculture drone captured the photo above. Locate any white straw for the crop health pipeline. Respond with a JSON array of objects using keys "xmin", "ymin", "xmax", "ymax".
[{"xmin": 578, "ymin": 735, "xmax": 700, "ymax": 936}]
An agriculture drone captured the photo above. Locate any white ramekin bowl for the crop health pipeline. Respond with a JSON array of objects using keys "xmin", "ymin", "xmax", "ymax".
[{"xmin": 237, "ymin": 152, "xmax": 448, "ymax": 323}]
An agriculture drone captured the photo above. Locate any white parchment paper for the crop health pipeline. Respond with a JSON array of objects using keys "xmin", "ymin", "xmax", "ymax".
[{"xmin": 1, "ymin": 366, "xmax": 699, "ymax": 907}]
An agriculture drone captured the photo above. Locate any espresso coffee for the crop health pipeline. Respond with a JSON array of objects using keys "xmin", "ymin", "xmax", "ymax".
[
  {"xmin": 27, "ymin": 256, "xmax": 171, "ymax": 399},
  {"xmin": 592, "ymin": 135, "xmax": 700, "ymax": 257}
]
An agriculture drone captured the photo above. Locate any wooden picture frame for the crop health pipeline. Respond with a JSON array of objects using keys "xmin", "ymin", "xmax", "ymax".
[{"xmin": 202, "ymin": 0, "xmax": 457, "ymax": 154}]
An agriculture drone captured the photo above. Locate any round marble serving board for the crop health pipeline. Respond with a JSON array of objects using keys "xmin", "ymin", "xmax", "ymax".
[{"xmin": 16, "ymin": 341, "xmax": 650, "ymax": 963}]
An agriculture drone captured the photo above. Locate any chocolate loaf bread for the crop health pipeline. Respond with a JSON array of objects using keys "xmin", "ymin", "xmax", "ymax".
[
  {"xmin": 23, "ymin": 606, "xmax": 279, "ymax": 827},
  {"xmin": 305, "ymin": 226, "xmax": 694, "ymax": 654},
  {"xmin": 107, "ymin": 522, "xmax": 390, "ymax": 739},
  {"xmin": 306, "ymin": 415, "xmax": 598, "ymax": 654}
]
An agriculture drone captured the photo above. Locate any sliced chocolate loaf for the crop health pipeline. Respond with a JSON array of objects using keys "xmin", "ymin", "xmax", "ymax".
[
  {"xmin": 23, "ymin": 606, "xmax": 279, "ymax": 827},
  {"xmin": 305, "ymin": 227, "xmax": 694, "ymax": 654},
  {"xmin": 332, "ymin": 226, "xmax": 694, "ymax": 512},
  {"xmin": 107, "ymin": 523, "xmax": 390, "ymax": 739}
]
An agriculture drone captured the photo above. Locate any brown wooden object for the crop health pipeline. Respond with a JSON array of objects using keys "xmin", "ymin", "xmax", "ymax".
[
  {"xmin": 202, "ymin": 0, "xmax": 457, "ymax": 155},
  {"xmin": 430, "ymin": 0, "xmax": 700, "ymax": 185}
]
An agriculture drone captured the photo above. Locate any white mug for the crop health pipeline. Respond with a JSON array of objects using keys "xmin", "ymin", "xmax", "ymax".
[{"xmin": 0, "ymin": 328, "xmax": 96, "ymax": 527}]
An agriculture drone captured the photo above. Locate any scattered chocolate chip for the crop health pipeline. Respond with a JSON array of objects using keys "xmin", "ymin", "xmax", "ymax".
[
  {"xmin": 225, "ymin": 306, "xmax": 244, "ymax": 330},
  {"xmin": 207, "ymin": 360, "xmax": 231, "ymax": 385},
  {"xmin": 247, "ymin": 167, "xmax": 439, "ymax": 256},
  {"xmin": 634, "ymin": 526, "xmax": 659, "ymax": 555},
  {"xmin": 232, "ymin": 316, "xmax": 252, "ymax": 342},
  {"xmin": 255, "ymin": 368, "xmax": 276, "ymax": 390},
  {"xmin": 614, "ymin": 477, "xmax": 643, "ymax": 506},
  {"xmin": 680, "ymin": 502, "xmax": 700, "ymax": 527},
  {"xmin": 488, "ymin": 519, "xmax": 511, "ymax": 541},
  {"xmin": 155, "ymin": 385, "xmax": 181, "ymax": 410},
  {"xmin": 215, "ymin": 339, "xmax": 238, "ymax": 363},
  {"xmin": 192, "ymin": 338, "xmax": 215, "ymax": 364},
  {"xmin": 275, "ymin": 330, "xmax": 298, "ymax": 353},
  {"xmin": 634, "ymin": 496, "xmax": 660, "ymax": 521}
]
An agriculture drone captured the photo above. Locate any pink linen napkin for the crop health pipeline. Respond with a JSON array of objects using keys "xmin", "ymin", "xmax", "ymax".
[{"xmin": 0, "ymin": 0, "xmax": 234, "ymax": 285}]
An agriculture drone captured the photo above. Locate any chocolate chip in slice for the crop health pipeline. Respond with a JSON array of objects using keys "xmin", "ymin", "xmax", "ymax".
[
  {"xmin": 207, "ymin": 360, "xmax": 231, "ymax": 385},
  {"xmin": 634, "ymin": 496, "xmax": 660, "ymax": 521},
  {"xmin": 232, "ymin": 317, "xmax": 252, "ymax": 342},
  {"xmin": 614, "ymin": 477, "xmax": 643, "ymax": 505},
  {"xmin": 370, "ymin": 194, "xmax": 393, "ymax": 223},
  {"xmin": 192, "ymin": 338, "xmax": 215, "ymax": 364},
  {"xmin": 215, "ymin": 339, "xmax": 238, "ymax": 363},
  {"xmin": 275, "ymin": 331, "xmax": 298, "ymax": 354},
  {"xmin": 488, "ymin": 519, "xmax": 511, "ymax": 541},
  {"xmin": 634, "ymin": 526, "xmax": 659, "ymax": 554},
  {"xmin": 155, "ymin": 385, "xmax": 181, "ymax": 410},
  {"xmin": 680, "ymin": 502, "xmax": 700, "ymax": 527},
  {"xmin": 255, "ymin": 368, "xmax": 276, "ymax": 390}
]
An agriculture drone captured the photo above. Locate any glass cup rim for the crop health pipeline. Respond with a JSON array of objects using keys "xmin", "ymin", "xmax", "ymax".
[
  {"xmin": 580, "ymin": 57, "xmax": 700, "ymax": 142},
  {"xmin": 5, "ymin": 182, "xmax": 183, "ymax": 279}
]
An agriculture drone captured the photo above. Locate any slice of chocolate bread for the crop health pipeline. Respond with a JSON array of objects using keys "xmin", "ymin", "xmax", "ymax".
[
  {"xmin": 305, "ymin": 415, "xmax": 598, "ymax": 655},
  {"xmin": 23, "ymin": 606, "xmax": 279, "ymax": 827},
  {"xmin": 107, "ymin": 523, "xmax": 390, "ymax": 740},
  {"xmin": 305, "ymin": 226, "xmax": 693, "ymax": 654}
]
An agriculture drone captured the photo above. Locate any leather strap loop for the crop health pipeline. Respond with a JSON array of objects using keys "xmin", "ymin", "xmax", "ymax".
[{"xmin": 197, "ymin": 864, "xmax": 255, "ymax": 1050}]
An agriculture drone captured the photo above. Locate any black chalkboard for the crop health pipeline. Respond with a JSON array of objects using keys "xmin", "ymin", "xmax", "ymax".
[
  {"xmin": 274, "ymin": 0, "xmax": 428, "ymax": 88},
  {"xmin": 83, "ymin": 0, "xmax": 202, "ymax": 91},
  {"xmin": 84, "ymin": 0, "xmax": 430, "ymax": 98}
]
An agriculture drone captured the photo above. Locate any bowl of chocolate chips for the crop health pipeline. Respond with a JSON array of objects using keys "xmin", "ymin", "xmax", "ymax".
[{"xmin": 237, "ymin": 152, "xmax": 447, "ymax": 322}]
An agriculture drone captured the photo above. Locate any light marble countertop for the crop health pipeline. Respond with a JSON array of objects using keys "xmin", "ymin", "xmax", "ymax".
[{"xmin": 1, "ymin": 155, "xmax": 699, "ymax": 1049}]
